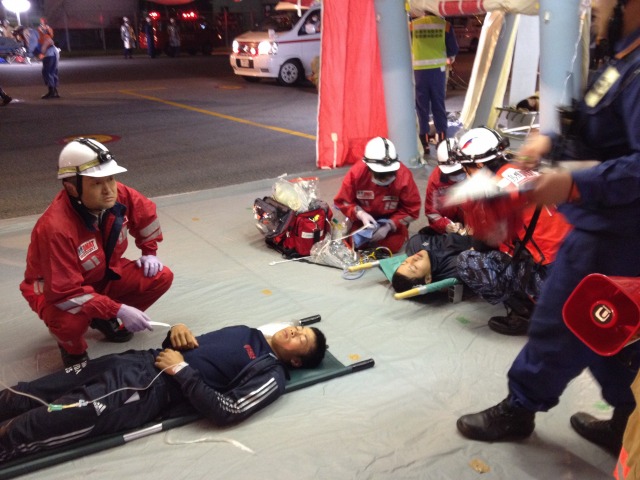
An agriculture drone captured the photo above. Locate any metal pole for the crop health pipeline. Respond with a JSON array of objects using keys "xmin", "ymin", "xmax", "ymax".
[
  {"xmin": 538, "ymin": 0, "xmax": 583, "ymax": 133},
  {"xmin": 373, "ymin": 0, "xmax": 420, "ymax": 167}
]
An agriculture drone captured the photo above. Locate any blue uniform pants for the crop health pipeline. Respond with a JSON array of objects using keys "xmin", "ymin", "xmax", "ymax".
[
  {"xmin": 414, "ymin": 67, "xmax": 447, "ymax": 137},
  {"xmin": 41, "ymin": 50, "xmax": 59, "ymax": 88},
  {"xmin": 508, "ymin": 229, "xmax": 640, "ymax": 412}
]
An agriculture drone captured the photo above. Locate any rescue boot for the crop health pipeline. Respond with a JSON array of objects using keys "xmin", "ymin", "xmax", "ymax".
[
  {"xmin": 90, "ymin": 317, "xmax": 134, "ymax": 343},
  {"xmin": 570, "ymin": 405, "xmax": 634, "ymax": 455},
  {"xmin": 41, "ymin": 87, "xmax": 54, "ymax": 99},
  {"xmin": 457, "ymin": 396, "xmax": 536, "ymax": 442},
  {"xmin": 420, "ymin": 134, "xmax": 430, "ymax": 156},
  {"xmin": 0, "ymin": 88, "xmax": 12, "ymax": 106},
  {"xmin": 488, "ymin": 293, "xmax": 534, "ymax": 336},
  {"xmin": 58, "ymin": 345, "xmax": 89, "ymax": 368}
]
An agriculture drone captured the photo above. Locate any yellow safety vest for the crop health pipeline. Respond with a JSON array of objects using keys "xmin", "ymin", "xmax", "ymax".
[{"xmin": 411, "ymin": 15, "xmax": 447, "ymax": 70}]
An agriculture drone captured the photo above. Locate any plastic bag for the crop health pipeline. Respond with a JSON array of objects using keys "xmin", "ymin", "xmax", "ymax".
[
  {"xmin": 310, "ymin": 238, "xmax": 358, "ymax": 269},
  {"xmin": 272, "ymin": 175, "xmax": 319, "ymax": 212}
]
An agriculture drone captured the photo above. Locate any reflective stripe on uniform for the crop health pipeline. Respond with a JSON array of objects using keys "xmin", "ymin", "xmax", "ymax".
[
  {"xmin": 33, "ymin": 280, "xmax": 45, "ymax": 295},
  {"xmin": 55, "ymin": 294, "xmax": 94, "ymax": 314},
  {"xmin": 81, "ymin": 256, "xmax": 101, "ymax": 272},
  {"xmin": 139, "ymin": 219, "xmax": 161, "ymax": 243}
]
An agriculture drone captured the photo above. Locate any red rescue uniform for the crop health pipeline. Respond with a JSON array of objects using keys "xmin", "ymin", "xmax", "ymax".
[
  {"xmin": 20, "ymin": 182, "xmax": 173, "ymax": 354},
  {"xmin": 334, "ymin": 161, "xmax": 421, "ymax": 252}
]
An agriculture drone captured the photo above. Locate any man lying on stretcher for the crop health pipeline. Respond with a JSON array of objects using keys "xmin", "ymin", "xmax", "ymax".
[{"xmin": 0, "ymin": 322, "xmax": 327, "ymax": 463}]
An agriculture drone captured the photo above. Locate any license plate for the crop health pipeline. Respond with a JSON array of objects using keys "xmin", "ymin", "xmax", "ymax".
[{"xmin": 239, "ymin": 58, "xmax": 250, "ymax": 68}]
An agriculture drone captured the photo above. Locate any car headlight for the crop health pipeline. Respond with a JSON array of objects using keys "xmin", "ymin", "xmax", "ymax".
[
  {"xmin": 232, "ymin": 40, "xmax": 239, "ymax": 54},
  {"xmin": 258, "ymin": 40, "xmax": 277, "ymax": 56}
]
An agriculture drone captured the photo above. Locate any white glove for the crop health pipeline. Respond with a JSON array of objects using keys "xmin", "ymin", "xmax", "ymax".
[
  {"xmin": 356, "ymin": 209, "xmax": 378, "ymax": 229},
  {"xmin": 136, "ymin": 255, "xmax": 164, "ymax": 278},
  {"xmin": 445, "ymin": 222, "xmax": 463, "ymax": 234},
  {"xmin": 371, "ymin": 222, "xmax": 393, "ymax": 243},
  {"xmin": 117, "ymin": 304, "xmax": 153, "ymax": 332}
]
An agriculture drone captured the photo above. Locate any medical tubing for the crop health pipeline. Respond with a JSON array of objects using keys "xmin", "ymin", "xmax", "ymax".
[{"xmin": 0, "ymin": 363, "xmax": 183, "ymax": 413}]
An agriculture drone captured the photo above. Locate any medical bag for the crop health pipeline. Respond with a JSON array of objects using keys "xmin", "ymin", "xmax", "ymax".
[{"xmin": 253, "ymin": 197, "xmax": 332, "ymax": 258}]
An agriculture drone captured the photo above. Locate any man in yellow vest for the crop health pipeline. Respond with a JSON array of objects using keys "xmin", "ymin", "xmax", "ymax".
[{"xmin": 411, "ymin": 9, "xmax": 458, "ymax": 157}]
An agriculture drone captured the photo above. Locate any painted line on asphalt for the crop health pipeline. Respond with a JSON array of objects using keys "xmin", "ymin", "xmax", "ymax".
[{"xmin": 120, "ymin": 89, "xmax": 316, "ymax": 140}]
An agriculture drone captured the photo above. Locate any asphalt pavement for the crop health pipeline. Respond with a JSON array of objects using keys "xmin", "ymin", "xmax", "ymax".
[{"xmin": 0, "ymin": 51, "xmax": 471, "ymax": 219}]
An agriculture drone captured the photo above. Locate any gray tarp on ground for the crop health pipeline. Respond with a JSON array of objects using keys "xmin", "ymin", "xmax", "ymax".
[{"xmin": 0, "ymin": 170, "xmax": 615, "ymax": 479}]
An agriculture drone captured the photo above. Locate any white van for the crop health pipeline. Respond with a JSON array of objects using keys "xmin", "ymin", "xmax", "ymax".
[{"xmin": 230, "ymin": 2, "xmax": 321, "ymax": 86}]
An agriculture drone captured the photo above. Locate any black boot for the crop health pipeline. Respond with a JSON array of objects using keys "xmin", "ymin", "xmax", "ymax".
[
  {"xmin": 51, "ymin": 88, "xmax": 60, "ymax": 98},
  {"xmin": 457, "ymin": 396, "xmax": 536, "ymax": 441},
  {"xmin": 488, "ymin": 293, "xmax": 534, "ymax": 336},
  {"xmin": 41, "ymin": 87, "xmax": 54, "ymax": 99},
  {"xmin": 570, "ymin": 405, "xmax": 634, "ymax": 455},
  {"xmin": 90, "ymin": 318, "xmax": 133, "ymax": 343},
  {"xmin": 0, "ymin": 88, "xmax": 12, "ymax": 106},
  {"xmin": 58, "ymin": 345, "xmax": 89, "ymax": 368}
]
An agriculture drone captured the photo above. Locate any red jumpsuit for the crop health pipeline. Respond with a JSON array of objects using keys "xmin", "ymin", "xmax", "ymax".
[
  {"xmin": 20, "ymin": 183, "xmax": 173, "ymax": 355},
  {"xmin": 494, "ymin": 164, "xmax": 571, "ymax": 265},
  {"xmin": 334, "ymin": 161, "xmax": 421, "ymax": 252},
  {"xmin": 424, "ymin": 168, "xmax": 465, "ymax": 234}
]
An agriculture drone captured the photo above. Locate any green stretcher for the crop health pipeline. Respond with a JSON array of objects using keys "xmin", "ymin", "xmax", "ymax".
[
  {"xmin": 346, "ymin": 254, "xmax": 462, "ymax": 301},
  {"xmin": 0, "ymin": 317, "xmax": 374, "ymax": 480}
]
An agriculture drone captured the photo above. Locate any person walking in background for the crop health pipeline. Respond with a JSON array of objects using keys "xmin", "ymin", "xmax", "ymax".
[
  {"xmin": 410, "ymin": 8, "xmax": 459, "ymax": 157},
  {"xmin": 36, "ymin": 17, "xmax": 59, "ymax": 99},
  {"xmin": 120, "ymin": 17, "xmax": 135, "ymax": 59}
]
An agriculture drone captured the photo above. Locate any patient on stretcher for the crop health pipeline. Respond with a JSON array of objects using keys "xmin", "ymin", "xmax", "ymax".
[
  {"xmin": 391, "ymin": 231, "xmax": 477, "ymax": 294},
  {"xmin": 0, "ymin": 322, "xmax": 326, "ymax": 463}
]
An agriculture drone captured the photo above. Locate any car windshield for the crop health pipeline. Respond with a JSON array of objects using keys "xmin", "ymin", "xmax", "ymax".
[{"xmin": 256, "ymin": 11, "xmax": 305, "ymax": 32}]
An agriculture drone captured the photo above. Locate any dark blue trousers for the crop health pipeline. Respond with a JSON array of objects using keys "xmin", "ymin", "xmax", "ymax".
[
  {"xmin": 414, "ymin": 67, "xmax": 447, "ymax": 137},
  {"xmin": 508, "ymin": 229, "xmax": 640, "ymax": 412},
  {"xmin": 41, "ymin": 52, "xmax": 58, "ymax": 88},
  {"xmin": 0, "ymin": 351, "xmax": 173, "ymax": 462}
]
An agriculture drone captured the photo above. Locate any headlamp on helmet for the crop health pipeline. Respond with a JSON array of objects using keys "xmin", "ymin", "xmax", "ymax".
[
  {"xmin": 57, "ymin": 138, "xmax": 127, "ymax": 180},
  {"xmin": 436, "ymin": 138, "xmax": 463, "ymax": 174},
  {"xmin": 362, "ymin": 137, "xmax": 401, "ymax": 173}
]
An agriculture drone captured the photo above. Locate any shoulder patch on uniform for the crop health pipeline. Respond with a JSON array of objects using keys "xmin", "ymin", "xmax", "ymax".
[{"xmin": 77, "ymin": 239, "xmax": 98, "ymax": 261}]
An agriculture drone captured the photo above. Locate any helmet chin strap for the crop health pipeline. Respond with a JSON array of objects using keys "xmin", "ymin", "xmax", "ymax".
[{"xmin": 371, "ymin": 174, "xmax": 396, "ymax": 186}]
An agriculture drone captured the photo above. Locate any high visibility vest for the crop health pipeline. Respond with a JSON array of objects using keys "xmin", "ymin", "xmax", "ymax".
[{"xmin": 411, "ymin": 15, "xmax": 447, "ymax": 70}]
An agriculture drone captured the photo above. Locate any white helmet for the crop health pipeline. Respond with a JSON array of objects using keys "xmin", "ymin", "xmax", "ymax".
[
  {"xmin": 58, "ymin": 138, "xmax": 127, "ymax": 179},
  {"xmin": 436, "ymin": 139, "xmax": 462, "ymax": 174},
  {"xmin": 456, "ymin": 127, "xmax": 510, "ymax": 163},
  {"xmin": 362, "ymin": 137, "xmax": 400, "ymax": 173}
]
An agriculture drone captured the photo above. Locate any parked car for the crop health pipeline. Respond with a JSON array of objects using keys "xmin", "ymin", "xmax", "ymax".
[
  {"xmin": 449, "ymin": 15, "xmax": 483, "ymax": 52},
  {"xmin": 230, "ymin": 2, "xmax": 321, "ymax": 86}
]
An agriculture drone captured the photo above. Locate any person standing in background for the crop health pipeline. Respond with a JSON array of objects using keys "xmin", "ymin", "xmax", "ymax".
[
  {"xmin": 37, "ymin": 17, "xmax": 59, "ymax": 99},
  {"xmin": 120, "ymin": 17, "xmax": 135, "ymax": 59},
  {"xmin": 410, "ymin": 9, "xmax": 459, "ymax": 157}
]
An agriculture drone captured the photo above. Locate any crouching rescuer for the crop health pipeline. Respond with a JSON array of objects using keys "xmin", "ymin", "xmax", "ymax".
[{"xmin": 20, "ymin": 138, "xmax": 174, "ymax": 367}]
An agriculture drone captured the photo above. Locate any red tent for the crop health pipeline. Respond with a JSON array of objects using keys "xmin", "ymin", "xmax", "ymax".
[{"xmin": 316, "ymin": 0, "xmax": 388, "ymax": 169}]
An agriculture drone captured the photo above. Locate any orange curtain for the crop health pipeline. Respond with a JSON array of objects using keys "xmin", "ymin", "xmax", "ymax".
[{"xmin": 316, "ymin": 0, "xmax": 388, "ymax": 169}]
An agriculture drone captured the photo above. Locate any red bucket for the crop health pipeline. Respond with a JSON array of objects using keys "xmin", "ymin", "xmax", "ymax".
[{"xmin": 563, "ymin": 274, "xmax": 640, "ymax": 356}]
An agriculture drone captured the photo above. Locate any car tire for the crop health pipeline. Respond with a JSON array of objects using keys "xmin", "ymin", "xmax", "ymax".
[
  {"xmin": 277, "ymin": 59, "xmax": 302, "ymax": 86},
  {"xmin": 242, "ymin": 76, "xmax": 261, "ymax": 83}
]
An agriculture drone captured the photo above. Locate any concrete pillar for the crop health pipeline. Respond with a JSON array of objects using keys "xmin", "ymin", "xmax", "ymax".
[{"xmin": 373, "ymin": 0, "xmax": 421, "ymax": 167}]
